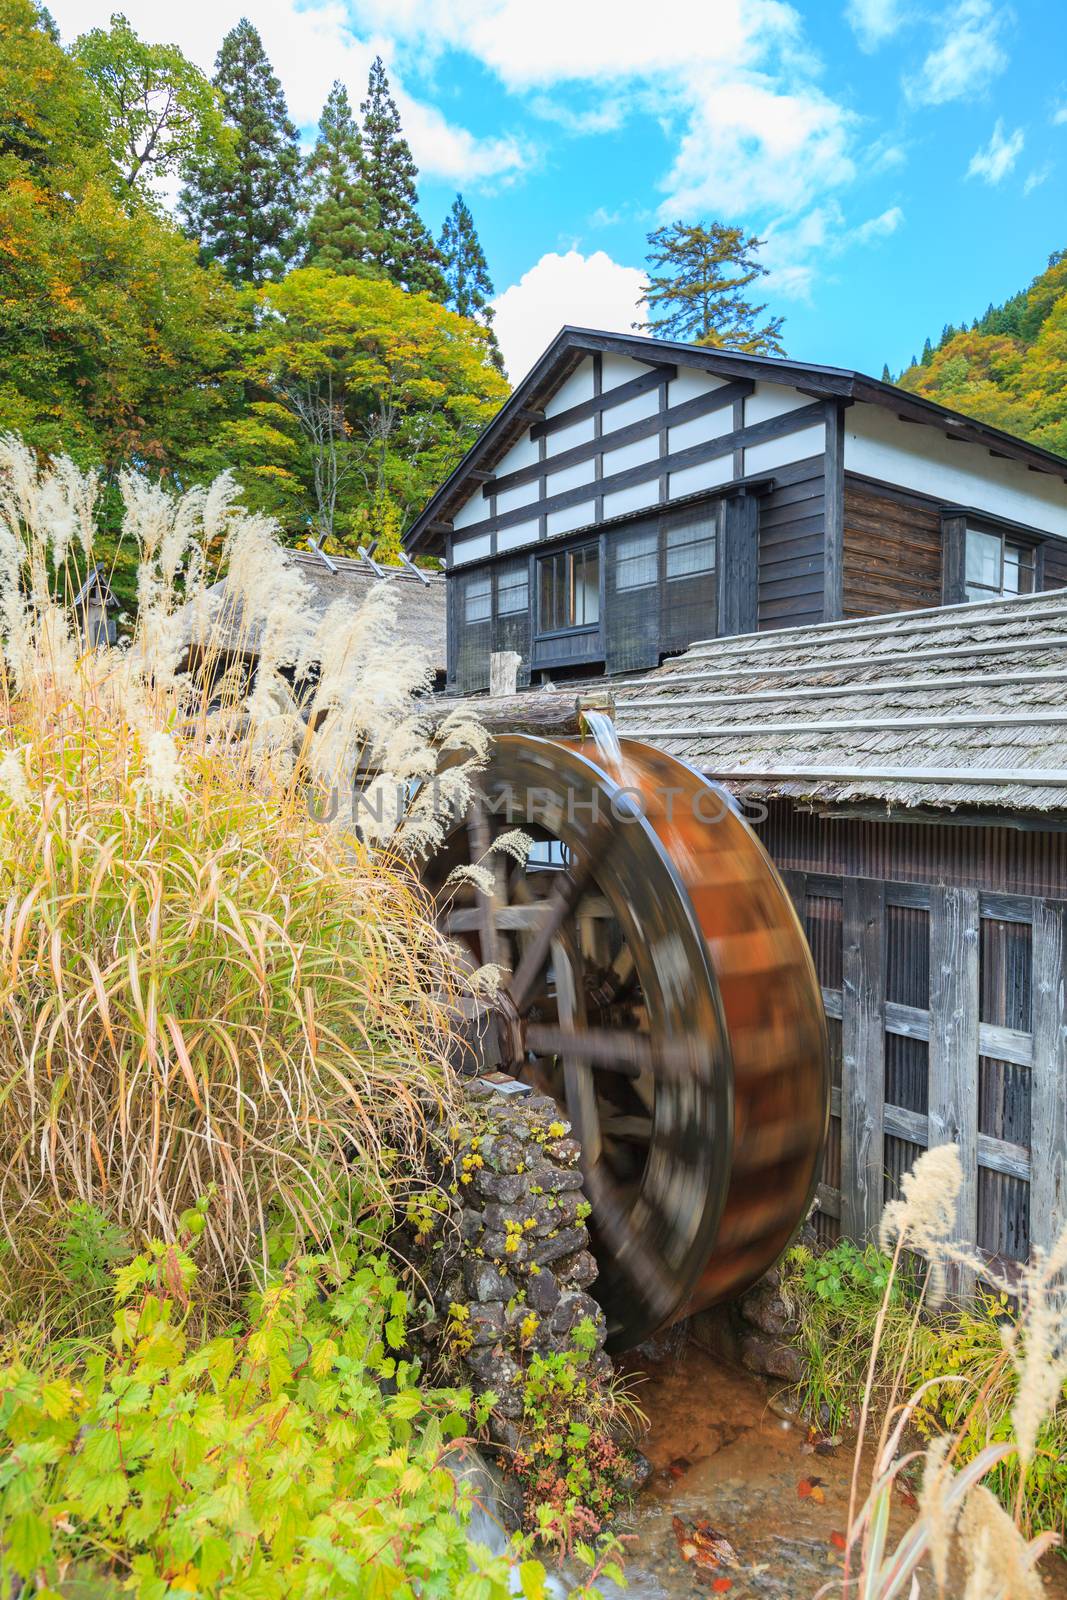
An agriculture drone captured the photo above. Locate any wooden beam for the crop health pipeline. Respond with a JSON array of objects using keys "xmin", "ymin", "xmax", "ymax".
[
  {"xmin": 530, "ymin": 365, "xmax": 676, "ymax": 440},
  {"xmin": 460, "ymin": 401, "xmax": 825, "ymax": 540},
  {"xmin": 424, "ymin": 688, "xmax": 614, "ymax": 738},
  {"xmin": 717, "ymin": 493, "xmax": 760, "ymax": 637},
  {"xmin": 928, "ymin": 886, "xmax": 980, "ymax": 1294},
  {"xmin": 841, "ymin": 877, "xmax": 886, "ymax": 1241},
  {"xmin": 486, "ymin": 378, "xmax": 753, "ymax": 499},
  {"xmin": 823, "ymin": 402, "xmax": 845, "ymax": 622},
  {"xmin": 1031, "ymin": 898, "xmax": 1067, "ymax": 1254}
]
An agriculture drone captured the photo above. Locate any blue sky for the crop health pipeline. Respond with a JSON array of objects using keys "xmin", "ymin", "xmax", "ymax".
[{"xmin": 49, "ymin": 0, "xmax": 1067, "ymax": 383}]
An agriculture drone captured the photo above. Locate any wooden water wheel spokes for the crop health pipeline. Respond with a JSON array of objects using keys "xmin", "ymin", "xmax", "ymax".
[{"xmin": 425, "ymin": 733, "xmax": 829, "ymax": 1352}]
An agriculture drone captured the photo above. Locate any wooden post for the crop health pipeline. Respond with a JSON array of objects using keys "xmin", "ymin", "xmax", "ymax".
[
  {"xmin": 1031, "ymin": 898, "xmax": 1067, "ymax": 1254},
  {"xmin": 841, "ymin": 877, "xmax": 886, "ymax": 1241},
  {"xmin": 489, "ymin": 650, "xmax": 522, "ymax": 697},
  {"xmin": 928, "ymin": 886, "xmax": 980, "ymax": 1293},
  {"xmin": 823, "ymin": 402, "xmax": 845, "ymax": 623}
]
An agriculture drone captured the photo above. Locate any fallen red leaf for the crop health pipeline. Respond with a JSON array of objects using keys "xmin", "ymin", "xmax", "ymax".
[
  {"xmin": 668, "ymin": 1455, "xmax": 692, "ymax": 1479},
  {"xmin": 830, "ymin": 1531, "xmax": 847, "ymax": 1551},
  {"xmin": 797, "ymin": 1476, "xmax": 826, "ymax": 1504},
  {"xmin": 711, "ymin": 1581, "xmax": 733, "ymax": 1593}
]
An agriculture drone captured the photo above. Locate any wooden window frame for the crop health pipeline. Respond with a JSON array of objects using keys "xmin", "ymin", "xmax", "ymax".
[
  {"xmin": 942, "ymin": 512, "xmax": 1046, "ymax": 605},
  {"xmin": 535, "ymin": 541, "xmax": 601, "ymax": 639}
]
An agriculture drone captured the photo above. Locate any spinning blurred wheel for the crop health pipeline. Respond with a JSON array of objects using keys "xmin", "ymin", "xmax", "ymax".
[{"xmin": 424, "ymin": 733, "xmax": 828, "ymax": 1352}]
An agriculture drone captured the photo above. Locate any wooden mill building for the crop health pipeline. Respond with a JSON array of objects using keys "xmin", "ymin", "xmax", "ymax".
[{"xmin": 405, "ymin": 327, "xmax": 1067, "ymax": 1274}]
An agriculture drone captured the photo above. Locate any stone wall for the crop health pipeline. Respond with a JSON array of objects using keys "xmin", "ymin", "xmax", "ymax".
[{"xmin": 408, "ymin": 1080, "xmax": 614, "ymax": 1457}]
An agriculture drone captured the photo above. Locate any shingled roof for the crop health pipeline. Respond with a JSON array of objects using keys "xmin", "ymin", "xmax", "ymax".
[
  {"xmin": 181, "ymin": 549, "xmax": 448, "ymax": 678},
  {"xmin": 614, "ymin": 587, "xmax": 1067, "ymax": 814}
]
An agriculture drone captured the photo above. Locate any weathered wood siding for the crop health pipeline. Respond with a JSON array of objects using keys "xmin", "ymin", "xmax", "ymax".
[
  {"xmin": 1044, "ymin": 540, "xmax": 1067, "ymax": 590},
  {"xmin": 764, "ymin": 801, "xmax": 1067, "ymax": 1270},
  {"xmin": 757, "ymin": 456, "xmax": 827, "ymax": 631},
  {"xmin": 843, "ymin": 479, "xmax": 943, "ymax": 618}
]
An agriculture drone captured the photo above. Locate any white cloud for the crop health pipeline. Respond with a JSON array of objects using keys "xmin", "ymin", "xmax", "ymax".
[
  {"xmin": 906, "ymin": 0, "xmax": 1008, "ymax": 106},
  {"xmin": 761, "ymin": 201, "xmax": 904, "ymax": 301},
  {"xmin": 46, "ymin": 0, "xmax": 529, "ymax": 185},
  {"xmin": 851, "ymin": 204, "xmax": 905, "ymax": 243},
  {"xmin": 1023, "ymin": 163, "xmax": 1051, "ymax": 195},
  {"xmin": 845, "ymin": 0, "xmax": 906, "ymax": 51},
  {"xmin": 491, "ymin": 250, "xmax": 645, "ymax": 381},
  {"xmin": 966, "ymin": 119, "xmax": 1024, "ymax": 183},
  {"xmin": 357, "ymin": 0, "xmax": 861, "ymax": 226},
  {"xmin": 1053, "ymin": 104, "xmax": 1067, "ymax": 125}
]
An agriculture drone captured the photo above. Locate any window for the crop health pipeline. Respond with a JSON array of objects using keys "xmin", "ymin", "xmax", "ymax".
[
  {"xmin": 538, "ymin": 544, "xmax": 600, "ymax": 632},
  {"xmin": 965, "ymin": 528, "xmax": 1035, "ymax": 601},
  {"xmin": 666, "ymin": 510, "xmax": 716, "ymax": 580},
  {"xmin": 615, "ymin": 529, "xmax": 658, "ymax": 591},
  {"xmin": 496, "ymin": 564, "xmax": 529, "ymax": 616},
  {"xmin": 463, "ymin": 574, "xmax": 491, "ymax": 624}
]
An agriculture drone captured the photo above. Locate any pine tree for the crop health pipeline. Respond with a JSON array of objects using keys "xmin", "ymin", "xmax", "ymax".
[
  {"xmin": 305, "ymin": 80, "xmax": 378, "ymax": 275},
  {"xmin": 179, "ymin": 19, "xmax": 302, "ymax": 286},
  {"xmin": 881, "ymin": 363, "xmax": 892, "ymax": 382},
  {"xmin": 438, "ymin": 193, "xmax": 502, "ymax": 368},
  {"xmin": 921, "ymin": 337, "xmax": 934, "ymax": 366},
  {"xmin": 359, "ymin": 57, "xmax": 446, "ymax": 300},
  {"xmin": 637, "ymin": 222, "xmax": 785, "ymax": 354}
]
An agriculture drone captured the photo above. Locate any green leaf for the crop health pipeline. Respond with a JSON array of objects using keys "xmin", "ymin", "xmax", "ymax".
[{"xmin": 519, "ymin": 1558, "xmax": 547, "ymax": 1600}]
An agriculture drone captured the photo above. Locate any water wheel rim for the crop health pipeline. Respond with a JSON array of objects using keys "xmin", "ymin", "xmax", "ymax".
[{"xmin": 427, "ymin": 733, "xmax": 735, "ymax": 1351}]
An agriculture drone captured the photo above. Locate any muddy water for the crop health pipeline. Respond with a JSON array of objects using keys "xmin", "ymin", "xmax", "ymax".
[{"xmin": 610, "ymin": 1336, "xmax": 1067, "ymax": 1599}]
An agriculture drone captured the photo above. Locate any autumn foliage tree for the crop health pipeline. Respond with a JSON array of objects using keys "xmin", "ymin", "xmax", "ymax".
[{"xmin": 225, "ymin": 267, "xmax": 508, "ymax": 547}]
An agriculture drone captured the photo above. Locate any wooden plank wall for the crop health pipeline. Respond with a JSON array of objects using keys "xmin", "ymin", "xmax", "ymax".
[
  {"xmin": 757, "ymin": 456, "xmax": 827, "ymax": 631},
  {"xmin": 842, "ymin": 478, "xmax": 943, "ymax": 618},
  {"xmin": 780, "ymin": 867, "xmax": 1067, "ymax": 1275}
]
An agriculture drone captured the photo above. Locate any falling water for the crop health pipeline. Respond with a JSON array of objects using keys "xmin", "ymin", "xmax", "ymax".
[{"xmin": 582, "ymin": 708, "xmax": 625, "ymax": 774}]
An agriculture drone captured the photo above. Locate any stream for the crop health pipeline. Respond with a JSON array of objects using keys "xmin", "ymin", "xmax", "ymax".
[{"xmin": 464, "ymin": 1330, "xmax": 1067, "ymax": 1599}]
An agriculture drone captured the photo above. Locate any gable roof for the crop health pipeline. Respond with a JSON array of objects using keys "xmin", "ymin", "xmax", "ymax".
[
  {"xmin": 404, "ymin": 327, "xmax": 1067, "ymax": 555},
  {"xmin": 612, "ymin": 586, "xmax": 1067, "ymax": 814},
  {"xmin": 180, "ymin": 549, "xmax": 448, "ymax": 676}
]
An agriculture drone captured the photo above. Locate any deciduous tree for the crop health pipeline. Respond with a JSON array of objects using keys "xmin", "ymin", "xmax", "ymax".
[
  {"xmin": 638, "ymin": 221, "xmax": 786, "ymax": 355},
  {"xmin": 73, "ymin": 12, "xmax": 221, "ymax": 192},
  {"xmin": 228, "ymin": 267, "xmax": 508, "ymax": 543}
]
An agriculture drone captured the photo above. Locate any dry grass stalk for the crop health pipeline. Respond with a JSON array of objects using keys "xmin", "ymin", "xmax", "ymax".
[
  {"xmin": 822, "ymin": 1143, "xmax": 1065, "ymax": 1599},
  {"xmin": 0, "ymin": 435, "xmax": 485, "ymax": 1315}
]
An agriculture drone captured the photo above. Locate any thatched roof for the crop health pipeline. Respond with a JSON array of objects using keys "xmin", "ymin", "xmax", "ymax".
[
  {"xmin": 614, "ymin": 587, "xmax": 1067, "ymax": 814},
  {"xmin": 180, "ymin": 549, "xmax": 447, "ymax": 677}
]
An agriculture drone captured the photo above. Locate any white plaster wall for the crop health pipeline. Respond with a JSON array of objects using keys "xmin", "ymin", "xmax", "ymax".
[
  {"xmin": 602, "ymin": 387, "xmax": 660, "ymax": 433},
  {"xmin": 453, "ymin": 493, "xmax": 488, "ymax": 531},
  {"xmin": 498, "ymin": 521, "xmax": 539, "ymax": 551},
  {"xmin": 670, "ymin": 413, "xmax": 731, "ymax": 454},
  {"xmin": 601, "ymin": 352, "xmax": 640, "ymax": 391},
  {"xmin": 745, "ymin": 382, "xmax": 813, "ymax": 424},
  {"xmin": 547, "ymin": 461, "xmax": 592, "ymax": 497},
  {"xmin": 603, "ymin": 480, "xmax": 659, "ymax": 519},
  {"xmin": 844, "ymin": 404, "xmax": 1067, "ymax": 534},
  {"xmin": 545, "ymin": 358, "xmax": 594, "ymax": 416},
  {"xmin": 496, "ymin": 480, "xmax": 539, "ymax": 515},
  {"xmin": 494, "ymin": 431, "xmax": 540, "ymax": 475},
  {"xmin": 669, "ymin": 456, "xmax": 734, "ymax": 498},
  {"xmin": 602, "ymin": 434, "xmax": 659, "ymax": 479},
  {"xmin": 546, "ymin": 417, "xmax": 595, "ymax": 456},
  {"xmin": 451, "ymin": 532, "xmax": 492, "ymax": 565},
  {"xmin": 668, "ymin": 367, "xmax": 727, "ymax": 404},
  {"xmin": 745, "ymin": 422, "xmax": 825, "ymax": 476},
  {"xmin": 547, "ymin": 501, "xmax": 596, "ymax": 536}
]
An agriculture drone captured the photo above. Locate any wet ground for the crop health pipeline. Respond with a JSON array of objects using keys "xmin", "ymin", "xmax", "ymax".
[{"xmin": 609, "ymin": 1332, "xmax": 1067, "ymax": 1600}]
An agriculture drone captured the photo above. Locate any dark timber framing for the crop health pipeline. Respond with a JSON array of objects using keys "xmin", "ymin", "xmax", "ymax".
[{"xmin": 406, "ymin": 326, "xmax": 1067, "ymax": 556}]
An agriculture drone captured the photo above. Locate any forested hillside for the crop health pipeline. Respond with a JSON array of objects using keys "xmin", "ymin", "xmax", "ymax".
[
  {"xmin": 0, "ymin": 0, "xmax": 508, "ymax": 603},
  {"xmin": 891, "ymin": 249, "xmax": 1067, "ymax": 456}
]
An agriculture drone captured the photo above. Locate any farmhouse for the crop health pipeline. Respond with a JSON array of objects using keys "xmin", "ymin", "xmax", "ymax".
[
  {"xmin": 404, "ymin": 327, "xmax": 1067, "ymax": 693},
  {"xmin": 406, "ymin": 327, "xmax": 1067, "ymax": 1280}
]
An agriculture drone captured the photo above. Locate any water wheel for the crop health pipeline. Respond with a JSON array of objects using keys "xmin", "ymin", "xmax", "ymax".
[{"xmin": 425, "ymin": 732, "xmax": 829, "ymax": 1352}]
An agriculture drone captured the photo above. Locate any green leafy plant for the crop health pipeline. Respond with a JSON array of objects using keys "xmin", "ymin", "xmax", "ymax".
[{"xmin": 514, "ymin": 1318, "xmax": 642, "ymax": 1552}]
